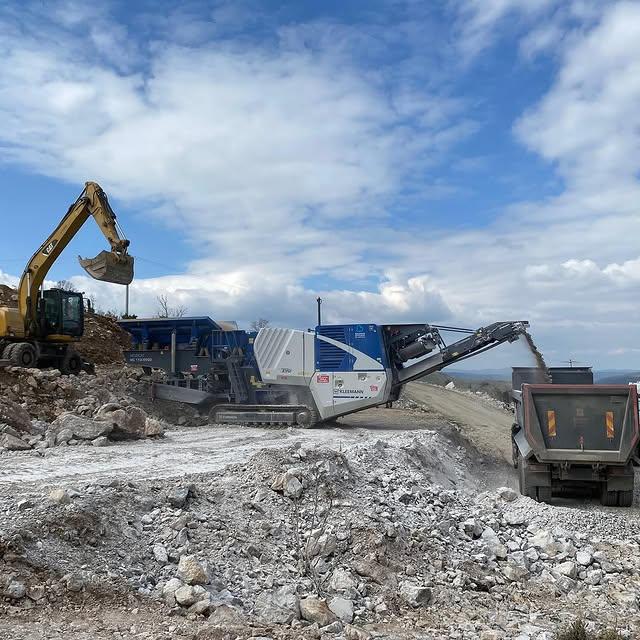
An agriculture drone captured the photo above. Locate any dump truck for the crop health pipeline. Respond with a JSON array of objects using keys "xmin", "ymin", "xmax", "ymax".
[
  {"xmin": 511, "ymin": 367, "xmax": 639, "ymax": 507},
  {"xmin": 119, "ymin": 316, "xmax": 529, "ymax": 427},
  {"xmin": 0, "ymin": 182, "xmax": 134, "ymax": 373}
]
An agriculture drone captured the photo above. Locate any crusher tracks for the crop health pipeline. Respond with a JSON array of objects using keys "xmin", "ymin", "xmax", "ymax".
[{"xmin": 210, "ymin": 404, "xmax": 319, "ymax": 428}]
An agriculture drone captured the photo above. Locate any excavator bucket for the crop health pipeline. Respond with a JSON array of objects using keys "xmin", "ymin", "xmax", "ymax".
[{"xmin": 78, "ymin": 251, "xmax": 134, "ymax": 285}]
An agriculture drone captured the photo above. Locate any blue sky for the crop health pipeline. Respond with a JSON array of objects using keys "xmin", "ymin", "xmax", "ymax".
[{"xmin": 0, "ymin": 0, "xmax": 639, "ymax": 369}]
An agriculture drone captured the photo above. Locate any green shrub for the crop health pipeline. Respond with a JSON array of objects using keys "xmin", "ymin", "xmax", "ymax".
[
  {"xmin": 554, "ymin": 619, "xmax": 624, "ymax": 640},
  {"xmin": 597, "ymin": 632, "xmax": 624, "ymax": 640}
]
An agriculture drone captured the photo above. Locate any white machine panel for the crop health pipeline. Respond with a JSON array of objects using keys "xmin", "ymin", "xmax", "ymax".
[
  {"xmin": 254, "ymin": 328, "xmax": 314, "ymax": 386},
  {"xmin": 311, "ymin": 370, "xmax": 390, "ymax": 420}
]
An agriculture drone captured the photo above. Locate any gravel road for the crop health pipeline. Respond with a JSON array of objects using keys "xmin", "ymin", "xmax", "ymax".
[
  {"xmin": 0, "ymin": 405, "xmax": 455, "ymax": 488},
  {"xmin": 404, "ymin": 382, "xmax": 514, "ymax": 462},
  {"xmin": 0, "ymin": 386, "xmax": 517, "ymax": 489}
]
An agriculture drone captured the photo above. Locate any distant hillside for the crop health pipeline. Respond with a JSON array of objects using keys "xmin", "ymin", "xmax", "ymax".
[
  {"xmin": 449, "ymin": 368, "xmax": 640, "ymax": 385},
  {"xmin": 447, "ymin": 369, "xmax": 511, "ymax": 381},
  {"xmin": 594, "ymin": 371, "xmax": 640, "ymax": 384}
]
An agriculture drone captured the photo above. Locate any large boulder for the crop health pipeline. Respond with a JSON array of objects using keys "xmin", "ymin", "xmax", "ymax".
[
  {"xmin": 299, "ymin": 596, "xmax": 338, "ymax": 627},
  {"xmin": 254, "ymin": 585, "xmax": 300, "ymax": 624},
  {"xmin": 0, "ymin": 399, "xmax": 32, "ymax": 433},
  {"xmin": 0, "ymin": 433, "xmax": 31, "ymax": 451},
  {"xmin": 144, "ymin": 417, "xmax": 165, "ymax": 437},
  {"xmin": 329, "ymin": 596, "xmax": 354, "ymax": 623},
  {"xmin": 95, "ymin": 403, "xmax": 148, "ymax": 439},
  {"xmin": 51, "ymin": 413, "xmax": 113, "ymax": 441},
  {"xmin": 329, "ymin": 567, "xmax": 358, "ymax": 593},
  {"xmin": 177, "ymin": 555, "xmax": 208, "ymax": 585},
  {"xmin": 555, "ymin": 561, "xmax": 577, "ymax": 579},
  {"xmin": 175, "ymin": 585, "xmax": 201, "ymax": 607},
  {"xmin": 399, "ymin": 582, "xmax": 432, "ymax": 607},
  {"xmin": 528, "ymin": 530, "xmax": 558, "ymax": 557},
  {"xmin": 353, "ymin": 559, "xmax": 397, "ymax": 587},
  {"xmin": 480, "ymin": 528, "xmax": 508, "ymax": 560}
]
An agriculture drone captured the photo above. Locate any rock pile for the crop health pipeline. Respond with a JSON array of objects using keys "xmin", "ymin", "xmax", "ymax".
[
  {"xmin": 0, "ymin": 284, "xmax": 17, "ymax": 306},
  {"xmin": 0, "ymin": 366, "xmax": 166, "ymax": 451},
  {"xmin": 76, "ymin": 311, "xmax": 132, "ymax": 365},
  {"xmin": 0, "ymin": 430, "xmax": 638, "ymax": 638}
]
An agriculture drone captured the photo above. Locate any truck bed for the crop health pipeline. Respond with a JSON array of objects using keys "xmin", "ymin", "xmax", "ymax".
[{"xmin": 519, "ymin": 384, "xmax": 639, "ymax": 464}]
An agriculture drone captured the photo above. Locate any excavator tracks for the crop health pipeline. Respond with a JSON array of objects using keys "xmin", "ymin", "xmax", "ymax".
[{"xmin": 210, "ymin": 404, "xmax": 319, "ymax": 429}]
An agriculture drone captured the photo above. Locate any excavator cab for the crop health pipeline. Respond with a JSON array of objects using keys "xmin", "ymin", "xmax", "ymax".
[{"xmin": 39, "ymin": 289, "xmax": 84, "ymax": 338}]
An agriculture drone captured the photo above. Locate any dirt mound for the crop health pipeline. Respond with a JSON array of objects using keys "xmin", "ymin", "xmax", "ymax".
[
  {"xmin": 0, "ymin": 284, "xmax": 17, "ymax": 306},
  {"xmin": 76, "ymin": 313, "xmax": 131, "ymax": 365}
]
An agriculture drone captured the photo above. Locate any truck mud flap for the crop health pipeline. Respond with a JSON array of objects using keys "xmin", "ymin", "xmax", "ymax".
[
  {"xmin": 606, "ymin": 465, "xmax": 635, "ymax": 492},
  {"xmin": 523, "ymin": 462, "xmax": 551, "ymax": 487},
  {"xmin": 513, "ymin": 429, "xmax": 533, "ymax": 461}
]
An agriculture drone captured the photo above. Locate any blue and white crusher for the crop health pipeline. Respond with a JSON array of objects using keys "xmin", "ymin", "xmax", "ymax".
[{"xmin": 121, "ymin": 318, "xmax": 529, "ymax": 427}]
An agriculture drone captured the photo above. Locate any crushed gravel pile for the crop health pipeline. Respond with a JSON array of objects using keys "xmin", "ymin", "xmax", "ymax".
[{"xmin": 0, "ymin": 431, "xmax": 638, "ymax": 639}]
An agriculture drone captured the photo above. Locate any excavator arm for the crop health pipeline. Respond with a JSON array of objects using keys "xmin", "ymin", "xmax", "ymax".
[{"xmin": 18, "ymin": 181, "xmax": 134, "ymax": 336}]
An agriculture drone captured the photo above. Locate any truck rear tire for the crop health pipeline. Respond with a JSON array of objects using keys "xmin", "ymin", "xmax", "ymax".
[
  {"xmin": 60, "ymin": 349, "xmax": 83, "ymax": 376},
  {"xmin": 518, "ymin": 454, "xmax": 551, "ymax": 503},
  {"xmin": 617, "ymin": 490, "xmax": 633, "ymax": 508},
  {"xmin": 600, "ymin": 486, "xmax": 618, "ymax": 507},
  {"xmin": 11, "ymin": 343, "xmax": 37, "ymax": 368},
  {"xmin": 536, "ymin": 486, "xmax": 552, "ymax": 503}
]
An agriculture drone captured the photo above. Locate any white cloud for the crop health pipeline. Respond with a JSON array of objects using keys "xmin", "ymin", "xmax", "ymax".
[
  {"xmin": 0, "ymin": 20, "xmax": 464, "ymax": 280},
  {"xmin": 519, "ymin": 20, "xmax": 566, "ymax": 58},
  {"xmin": 0, "ymin": 271, "xmax": 18, "ymax": 288},
  {"xmin": 515, "ymin": 2, "xmax": 640, "ymax": 191},
  {"xmin": 1, "ymin": 2, "xmax": 640, "ymax": 368},
  {"xmin": 0, "ymin": 268, "xmax": 451, "ymax": 333},
  {"xmin": 453, "ymin": 0, "xmax": 555, "ymax": 59},
  {"xmin": 0, "ymin": 5, "xmax": 468, "ymax": 327}
]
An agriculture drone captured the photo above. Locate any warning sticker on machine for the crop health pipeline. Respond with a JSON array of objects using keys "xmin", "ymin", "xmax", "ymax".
[
  {"xmin": 316, "ymin": 374, "xmax": 330, "ymax": 383},
  {"xmin": 370, "ymin": 385, "xmax": 379, "ymax": 392}
]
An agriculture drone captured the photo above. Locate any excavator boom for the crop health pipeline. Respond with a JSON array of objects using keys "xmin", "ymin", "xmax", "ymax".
[{"xmin": 18, "ymin": 181, "xmax": 134, "ymax": 335}]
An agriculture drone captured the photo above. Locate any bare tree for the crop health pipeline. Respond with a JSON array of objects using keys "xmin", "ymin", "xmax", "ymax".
[
  {"xmin": 156, "ymin": 294, "xmax": 187, "ymax": 318},
  {"xmin": 156, "ymin": 294, "xmax": 170, "ymax": 318},
  {"xmin": 286, "ymin": 462, "xmax": 336, "ymax": 596},
  {"xmin": 56, "ymin": 279, "xmax": 78, "ymax": 292},
  {"xmin": 250, "ymin": 318, "xmax": 270, "ymax": 331}
]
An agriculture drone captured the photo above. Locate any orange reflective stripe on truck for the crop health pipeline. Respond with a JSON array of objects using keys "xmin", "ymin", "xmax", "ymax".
[
  {"xmin": 547, "ymin": 410, "xmax": 556, "ymax": 437},
  {"xmin": 606, "ymin": 411, "xmax": 615, "ymax": 439}
]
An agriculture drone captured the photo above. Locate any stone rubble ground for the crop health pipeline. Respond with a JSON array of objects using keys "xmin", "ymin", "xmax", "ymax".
[
  {"xmin": 0, "ymin": 380, "xmax": 638, "ymax": 640},
  {"xmin": 0, "ymin": 365, "xmax": 204, "ymax": 454}
]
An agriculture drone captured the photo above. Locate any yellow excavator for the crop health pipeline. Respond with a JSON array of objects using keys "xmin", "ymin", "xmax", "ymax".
[{"xmin": 0, "ymin": 182, "xmax": 134, "ymax": 374}]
